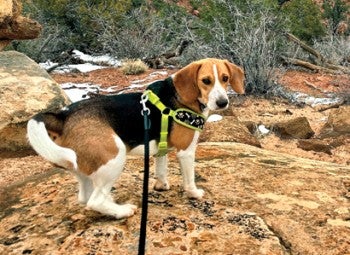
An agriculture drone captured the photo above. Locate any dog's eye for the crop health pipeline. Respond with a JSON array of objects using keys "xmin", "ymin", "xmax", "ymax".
[
  {"xmin": 223, "ymin": 75, "xmax": 229, "ymax": 82},
  {"xmin": 202, "ymin": 78, "xmax": 211, "ymax": 85}
]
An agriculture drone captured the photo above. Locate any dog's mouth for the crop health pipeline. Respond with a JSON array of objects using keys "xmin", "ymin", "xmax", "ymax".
[{"xmin": 199, "ymin": 102, "xmax": 207, "ymax": 112}]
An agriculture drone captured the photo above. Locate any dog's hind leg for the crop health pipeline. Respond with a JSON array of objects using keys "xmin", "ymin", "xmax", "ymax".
[
  {"xmin": 86, "ymin": 136, "xmax": 137, "ymax": 219},
  {"xmin": 154, "ymin": 155, "xmax": 170, "ymax": 191}
]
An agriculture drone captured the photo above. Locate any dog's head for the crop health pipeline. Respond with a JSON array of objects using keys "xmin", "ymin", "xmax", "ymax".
[{"xmin": 173, "ymin": 58, "xmax": 245, "ymax": 112}]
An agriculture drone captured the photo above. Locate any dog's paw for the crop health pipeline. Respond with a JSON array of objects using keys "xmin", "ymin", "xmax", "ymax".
[
  {"xmin": 154, "ymin": 179, "xmax": 170, "ymax": 191},
  {"xmin": 115, "ymin": 204, "xmax": 137, "ymax": 219},
  {"xmin": 186, "ymin": 188, "xmax": 205, "ymax": 199}
]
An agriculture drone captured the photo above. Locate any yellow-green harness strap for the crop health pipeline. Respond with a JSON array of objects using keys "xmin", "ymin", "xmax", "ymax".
[{"xmin": 144, "ymin": 90, "xmax": 206, "ymax": 157}]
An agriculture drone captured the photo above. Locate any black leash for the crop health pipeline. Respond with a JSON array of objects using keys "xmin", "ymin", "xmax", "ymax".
[{"xmin": 138, "ymin": 94, "xmax": 151, "ymax": 255}]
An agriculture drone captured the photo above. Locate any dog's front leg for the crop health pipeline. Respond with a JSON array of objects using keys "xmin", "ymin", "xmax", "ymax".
[
  {"xmin": 177, "ymin": 149, "xmax": 204, "ymax": 199},
  {"xmin": 154, "ymin": 155, "xmax": 170, "ymax": 191}
]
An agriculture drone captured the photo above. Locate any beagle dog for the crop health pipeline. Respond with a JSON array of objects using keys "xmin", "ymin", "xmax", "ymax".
[{"xmin": 27, "ymin": 58, "xmax": 244, "ymax": 219}]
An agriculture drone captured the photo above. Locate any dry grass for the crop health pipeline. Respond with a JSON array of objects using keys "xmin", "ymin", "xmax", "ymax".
[{"xmin": 120, "ymin": 59, "xmax": 149, "ymax": 75}]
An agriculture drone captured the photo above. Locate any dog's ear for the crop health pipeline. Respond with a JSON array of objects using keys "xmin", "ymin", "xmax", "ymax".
[
  {"xmin": 173, "ymin": 62, "xmax": 202, "ymax": 105},
  {"xmin": 224, "ymin": 60, "xmax": 245, "ymax": 94}
]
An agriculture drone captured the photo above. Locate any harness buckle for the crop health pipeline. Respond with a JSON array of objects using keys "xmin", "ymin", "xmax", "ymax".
[{"xmin": 156, "ymin": 141, "xmax": 168, "ymax": 157}]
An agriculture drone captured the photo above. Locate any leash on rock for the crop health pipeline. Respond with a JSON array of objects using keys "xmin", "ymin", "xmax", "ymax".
[{"xmin": 138, "ymin": 93, "xmax": 151, "ymax": 255}]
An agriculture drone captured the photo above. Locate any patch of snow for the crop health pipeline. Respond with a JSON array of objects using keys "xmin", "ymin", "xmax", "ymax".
[
  {"xmin": 40, "ymin": 61, "xmax": 106, "ymax": 74},
  {"xmin": 207, "ymin": 114, "xmax": 223, "ymax": 122},
  {"xmin": 292, "ymin": 92, "xmax": 342, "ymax": 107},
  {"xmin": 60, "ymin": 82, "xmax": 147, "ymax": 103},
  {"xmin": 72, "ymin": 50, "xmax": 122, "ymax": 67},
  {"xmin": 132, "ymin": 71, "xmax": 169, "ymax": 85},
  {"xmin": 149, "ymin": 71, "xmax": 168, "ymax": 76},
  {"xmin": 39, "ymin": 50, "xmax": 122, "ymax": 74},
  {"xmin": 61, "ymin": 83, "xmax": 98, "ymax": 102},
  {"xmin": 258, "ymin": 124, "xmax": 270, "ymax": 135},
  {"xmin": 62, "ymin": 63, "xmax": 105, "ymax": 73},
  {"xmin": 128, "ymin": 84, "xmax": 147, "ymax": 90},
  {"xmin": 39, "ymin": 60, "xmax": 57, "ymax": 70}
]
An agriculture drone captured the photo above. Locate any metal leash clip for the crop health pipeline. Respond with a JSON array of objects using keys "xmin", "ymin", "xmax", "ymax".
[{"xmin": 140, "ymin": 91, "xmax": 150, "ymax": 116}]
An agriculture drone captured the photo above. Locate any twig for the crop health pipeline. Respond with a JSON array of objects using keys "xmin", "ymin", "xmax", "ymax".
[{"xmin": 303, "ymin": 80, "xmax": 323, "ymax": 92}]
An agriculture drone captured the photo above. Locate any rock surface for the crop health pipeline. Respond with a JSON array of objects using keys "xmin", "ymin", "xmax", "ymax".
[
  {"xmin": 0, "ymin": 51, "xmax": 70, "ymax": 150},
  {"xmin": 297, "ymin": 139, "xmax": 333, "ymax": 155},
  {"xmin": 0, "ymin": 143, "xmax": 349, "ymax": 255},
  {"xmin": 320, "ymin": 106, "xmax": 350, "ymax": 137},
  {"xmin": 0, "ymin": 0, "xmax": 42, "ymax": 50},
  {"xmin": 273, "ymin": 116, "xmax": 315, "ymax": 139},
  {"xmin": 200, "ymin": 116, "xmax": 261, "ymax": 147}
]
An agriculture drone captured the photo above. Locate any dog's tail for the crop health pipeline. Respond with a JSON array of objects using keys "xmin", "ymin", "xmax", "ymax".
[{"xmin": 27, "ymin": 113, "xmax": 77, "ymax": 170}]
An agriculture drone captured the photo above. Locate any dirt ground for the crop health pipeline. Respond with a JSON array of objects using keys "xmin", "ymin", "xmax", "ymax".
[{"xmin": 1, "ymin": 67, "xmax": 349, "ymax": 189}]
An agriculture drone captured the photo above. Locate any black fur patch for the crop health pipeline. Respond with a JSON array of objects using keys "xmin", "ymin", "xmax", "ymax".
[{"xmin": 39, "ymin": 78, "xmax": 178, "ymax": 149}]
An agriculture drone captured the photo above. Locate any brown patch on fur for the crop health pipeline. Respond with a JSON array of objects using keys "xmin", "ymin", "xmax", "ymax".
[
  {"xmin": 172, "ymin": 61, "xmax": 202, "ymax": 111},
  {"xmin": 169, "ymin": 123, "xmax": 196, "ymax": 151},
  {"xmin": 41, "ymin": 113, "xmax": 64, "ymax": 135},
  {"xmin": 47, "ymin": 131, "xmax": 59, "ymax": 141},
  {"xmin": 58, "ymin": 114, "xmax": 119, "ymax": 175},
  {"xmin": 224, "ymin": 60, "xmax": 245, "ymax": 94}
]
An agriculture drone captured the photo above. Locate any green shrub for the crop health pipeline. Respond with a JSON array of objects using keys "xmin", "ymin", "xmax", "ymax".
[
  {"xmin": 323, "ymin": 0, "xmax": 349, "ymax": 35},
  {"xmin": 281, "ymin": 0, "xmax": 326, "ymax": 42},
  {"xmin": 97, "ymin": 4, "xmax": 189, "ymax": 60},
  {"xmin": 15, "ymin": 0, "xmax": 133, "ymax": 61}
]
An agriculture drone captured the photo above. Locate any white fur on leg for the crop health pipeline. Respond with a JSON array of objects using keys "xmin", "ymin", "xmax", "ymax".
[
  {"xmin": 177, "ymin": 132, "xmax": 204, "ymax": 199},
  {"xmin": 87, "ymin": 188, "xmax": 137, "ymax": 219},
  {"xmin": 86, "ymin": 136, "xmax": 137, "ymax": 219},
  {"xmin": 73, "ymin": 171, "xmax": 94, "ymax": 204},
  {"xmin": 154, "ymin": 155, "xmax": 170, "ymax": 191}
]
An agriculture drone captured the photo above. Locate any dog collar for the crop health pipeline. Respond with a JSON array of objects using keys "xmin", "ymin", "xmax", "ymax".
[{"xmin": 143, "ymin": 90, "xmax": 206, "ymax": 156}]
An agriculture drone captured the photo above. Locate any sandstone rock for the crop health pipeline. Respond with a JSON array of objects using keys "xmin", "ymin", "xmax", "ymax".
[
  {"xmin": 0, "ymin": 143, "xmax": 349, "ymax": 254},
  {"xmin": 273, "ymin": 116, "xmax": 315, "ymax": 139},
  {"xmin": 0, "ymin": 16, "xmax": 42, "ymax": 40},
  {"xmin": 0, "ymin": 0, "xmax": 42, "ymax": 50},
  {"xmin": 200, "ymin": 116, "xmax": 261, "ymax": 147},
  {"xmin": 0, "ymin": 0, "xmax": 17, "ymax": 23},
  {"xmin": 319, "ymin": 106, "xmax": 350, "ymax": 138},
  {"xmin": 242, "ymin": 120, "xmax": 257, "ymax": 134},
  {"xmin": 297, "ymin": 139, "xmax": 332, "ymax": 155},
  {"xmin": 0, "ymin": 51, "xmax": 70, "ymax": 150}
]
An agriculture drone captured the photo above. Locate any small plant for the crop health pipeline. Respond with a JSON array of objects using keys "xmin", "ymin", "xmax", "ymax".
[{"xmin": 121, "ymin": 59, "xmax": 148, "ymax": 75}]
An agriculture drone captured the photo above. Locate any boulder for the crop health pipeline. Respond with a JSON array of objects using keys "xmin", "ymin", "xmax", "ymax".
[
  {"xmin": 297, "ymin": 139, "xmax": 332, "ymax": 155},
  {"xmin": 273, "ymin": 116, "xmax": 315, "ymax": 139},
  {"xmin": 0, "ymin": 51, "xmax": 70, "ymax": 150},
  {"xmin": 0, "ymin": 143, "xmax": 349, "ymax": 254},
  {"xmin": 0, "ymin": 0, "xmax": 42, "ymax": 50},
  {"xmin": 319, "ymin": 106, "xmax": 350, "ymax": 138},
  {"xmin": 200, "ymin": 116, "xmax": 261, "ymax": 147}
]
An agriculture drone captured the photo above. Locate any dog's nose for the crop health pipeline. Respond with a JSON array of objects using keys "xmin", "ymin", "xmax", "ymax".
[{"xmin": 216, "ymin": 98, "xmax": 229, "ymax": 108}]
